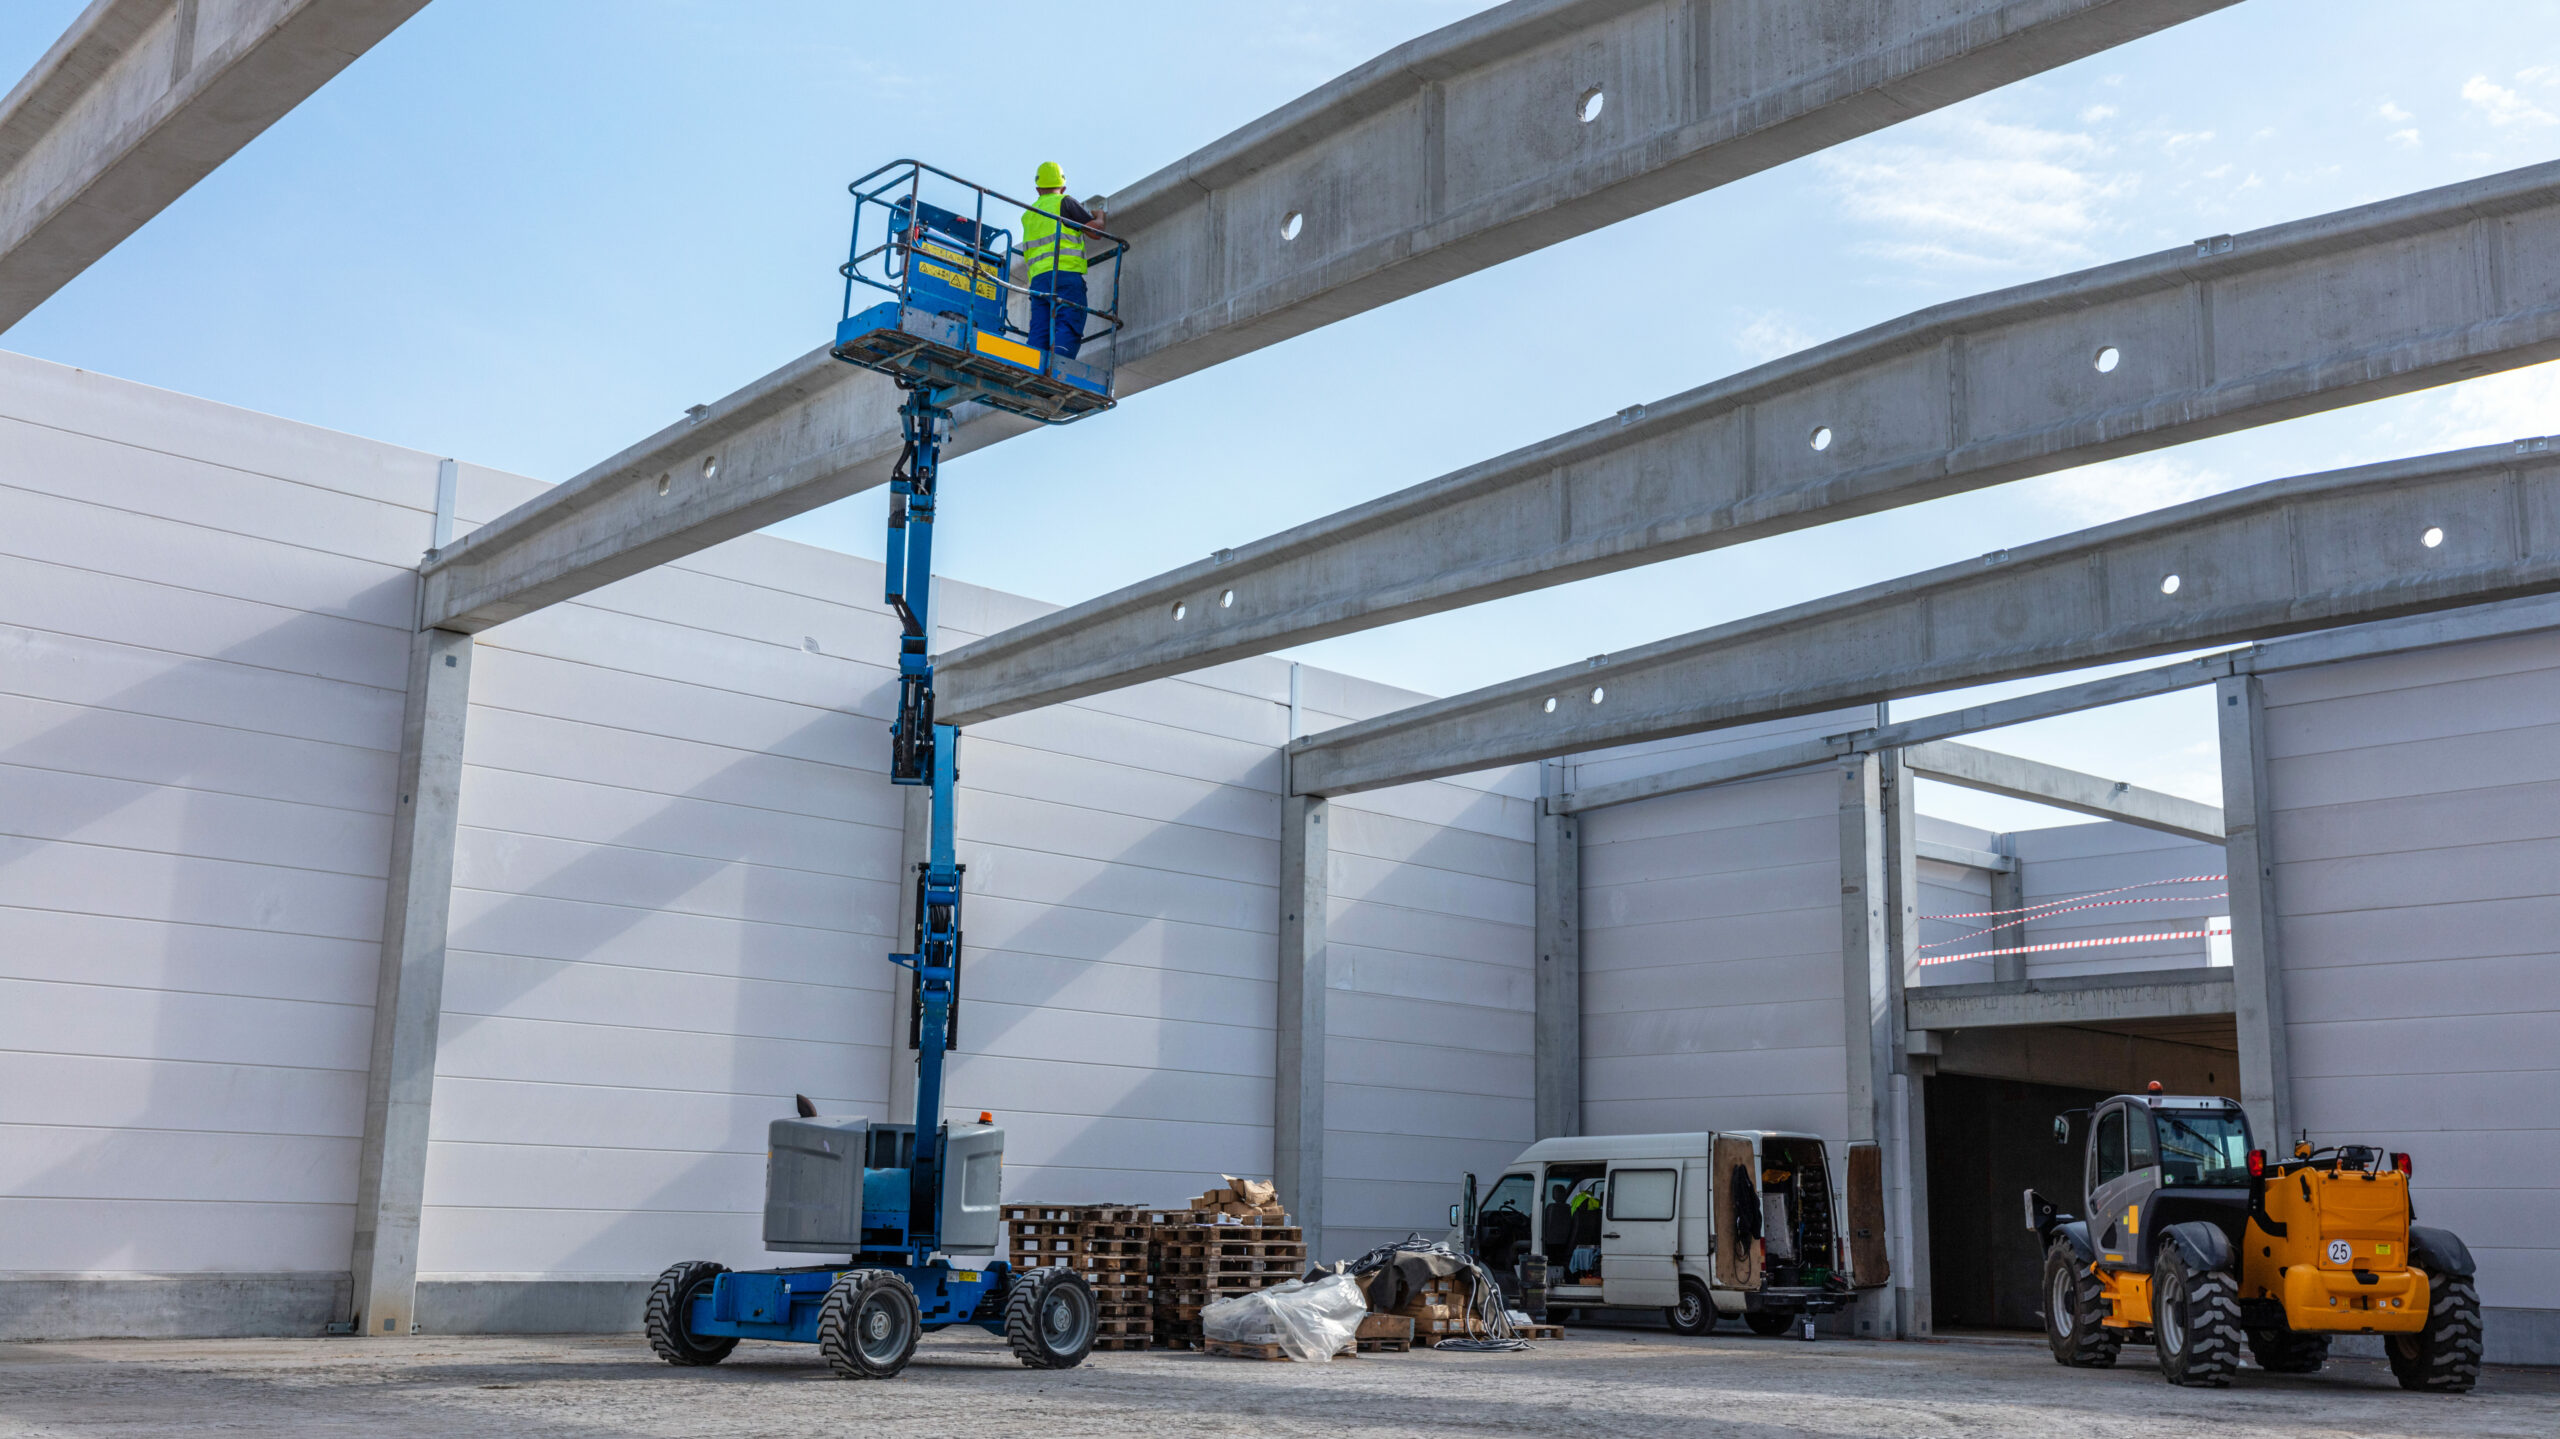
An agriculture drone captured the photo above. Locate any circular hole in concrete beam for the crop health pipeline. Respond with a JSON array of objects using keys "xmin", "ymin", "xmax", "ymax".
[
  {"xmin": 2160, "ymin": 574, "xmax": 2182, "ymax": 596},
  {"xmin": 1281, "ymin": 211, "xmax": 1304, "ymax": 241},
  {"xmin": 702, "ymin": 455, "xmax": 720, "ymax": 481},
  {"xmin": 2422, "ymin": 526, "xmax": 2445, "ymax": 549},
  {"xmin": 1578, "ymin": 88, "xmax": 1606, "ymax": 123},
  {"xmin": 2095, "ymin": 345, "xmax": 2122, "ymax": 373},
  {"xmin": 1590, "ymin": 686, "xmax": 1607, "ymax": 705},
  {"xmin": 1543, "ymin": 697, "xmax": 1558, "ymax": 714},
  {"xmin": 1220, "ymin": 589, "xmax": 1235, "ymax": 608},
  {"xmin": 1810, "ymin": 426, "xmax": 1833, "ymax": 452},
  {"xmin": 1172, "ymin": 602, "xmax": 1188, "ymax": 621}
]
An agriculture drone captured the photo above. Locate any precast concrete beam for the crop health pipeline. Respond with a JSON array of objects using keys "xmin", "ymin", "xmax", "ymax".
[
  {"xmin": 939, "ymin": 159, "xmax": 2560, "ymax": 725},
  {"xmin": 1901, "ymin": 739, "xmax": 2223, "ymax": 842},
  {"xmin": 1550, "ymin": 649, "xmax": 2242, "ymax": 815},
  {"xmin": 1286, "ymin": 438, "xmax": 2560, "ymax": 796},
  {"xmin": 1913, "ymin": 837, "xmax": 2014, "ymax": 873},
  {"xmin": 1904, "ymin": 968, "xmax": 2235, "ymax": 1031},
  {"xmin": 419, "ymin": 0, "xmax": 2234, "ymax": 634},
  {"xmin": 2216, "ymin": 673, "xmax": 2292, "ymax": 1144},
  {"xmin": 0, "ymin": 0, "xmax": 429, "ymax": 331}
]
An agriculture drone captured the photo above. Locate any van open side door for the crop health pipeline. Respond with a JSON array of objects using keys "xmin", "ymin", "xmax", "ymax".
[{"xmin": 1711, "ymin": 1134, "xmax": 1760, "ymax": 1291}]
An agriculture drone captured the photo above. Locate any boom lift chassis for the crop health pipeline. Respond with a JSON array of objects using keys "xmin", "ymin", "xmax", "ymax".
[{"xmin": 643, "ymin": 161, "xmax": 1126, "ymax": 1379}]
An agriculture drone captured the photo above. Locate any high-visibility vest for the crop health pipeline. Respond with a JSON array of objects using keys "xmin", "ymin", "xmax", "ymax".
[{"xmin": 1020, "ymin": 194, "xmax": 1088, "ymax": 278}]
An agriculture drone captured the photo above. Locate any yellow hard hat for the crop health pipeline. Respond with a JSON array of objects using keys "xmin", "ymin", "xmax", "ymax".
[{"xmin": 1035, "ymin": 160, "xmax": 1065, "ymax": 189}]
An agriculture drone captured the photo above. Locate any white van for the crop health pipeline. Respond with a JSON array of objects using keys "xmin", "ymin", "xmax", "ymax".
[{"xmin": 1460, "ymin": 1131, "xmax": 1888, "ymax": 1334}]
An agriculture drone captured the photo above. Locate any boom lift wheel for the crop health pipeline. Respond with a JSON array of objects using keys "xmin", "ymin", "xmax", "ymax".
[
  {"xmin": 2151, "ymin": 1249, "xmax": 2243, "ymax": 1387},
  {"xmin": 2041, "ymin": 1240, "xmax": 2121, "ymax": 1368},
  {"xmin": 644, "ymin": 1260, "xmax": 738, "ymax": 1366},
  {"xmin": 2387, "ymin": 1264, "xmax": 2483, "ymax": 1392},
  {"xmin": 2246, "ymin": 1329, "xmax": 2330, "ymax": 1374},
  {"xmin": 1666, "ymin": 1278, "xmax": 1717, "ymax": 1335},
  {"xmin": 817, "ymin": 1269, "xmax": 923, "ymax": 1379},
  {"xmin": 1005, "ymin": 1266, "xmax": 1097, "ymax": 1369}
]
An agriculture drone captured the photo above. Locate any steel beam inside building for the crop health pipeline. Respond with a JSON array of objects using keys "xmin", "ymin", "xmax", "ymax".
[
  {"xmin": 415, "ymin": 0, "xmax": 2233, "ymax": 634},
  {"xmin": 937, "ymin": 160, "xmax": 2560, "ymax": 726},
  {"xmin": 1901, "ymin": 739, "xmax": 2223, "ymax": 842},
  {"xmin": 1287, "ymin": 438, "xmax": 2560, "ymax": 796},
  {"xmin": 0, "ymin": 0, "xmax": 430, "ymax": 331}
]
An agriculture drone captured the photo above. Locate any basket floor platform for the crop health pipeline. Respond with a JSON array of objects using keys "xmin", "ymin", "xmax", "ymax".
[{"xmin": 835, "ymin": 302, "xmax": 1113, "ymax": 424}]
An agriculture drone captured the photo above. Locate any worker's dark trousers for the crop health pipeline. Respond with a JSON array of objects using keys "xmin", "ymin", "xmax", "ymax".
[{"xmin": 1029, "ymin": 270, "xmax": 1087, "ymax": 359}]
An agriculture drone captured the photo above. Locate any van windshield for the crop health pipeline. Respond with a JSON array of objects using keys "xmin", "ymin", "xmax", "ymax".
[{"xmin": 2156, "ymin": 1109, "xmax": 2252, "ymax": 1186}]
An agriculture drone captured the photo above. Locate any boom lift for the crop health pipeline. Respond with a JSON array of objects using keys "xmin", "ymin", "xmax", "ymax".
[
  {"xmin": 2029, "ymin": 1088, "xmax": 2481, "ymax": 1390},
  {"xmin": 643, "ymin": 161, "xmax": 1128, "ymax": 1380}
]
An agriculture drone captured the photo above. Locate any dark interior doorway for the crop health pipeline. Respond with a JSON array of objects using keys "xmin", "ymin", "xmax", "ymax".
[{"xmin": 1925, "ymin": 1072, "xmax": 2112, "ymax": 1331}]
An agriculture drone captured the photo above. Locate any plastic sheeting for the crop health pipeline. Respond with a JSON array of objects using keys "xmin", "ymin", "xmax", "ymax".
[{"xmin": 1201, "ymin": 1273, "xmax": 1368, "ymax": 1362}]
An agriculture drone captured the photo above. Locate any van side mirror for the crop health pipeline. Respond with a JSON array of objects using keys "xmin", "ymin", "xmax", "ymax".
[
  {"xmin": 1450, "ymin": 1203, "xmax": 1462, "ymax": 1226},
  {"xmin": 2053, "ymin": 1115, "xmax": 2072, "ymax": 1145}
]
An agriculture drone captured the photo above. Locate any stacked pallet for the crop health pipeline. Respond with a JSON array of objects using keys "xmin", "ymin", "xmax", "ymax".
[
  {"xmin": 1386, "ymin": 1273, "xmax": 1564, "ymax": 1341},
  {"xmin": 1001, "ymin": 1203, "xmax": 1154, "ymax": 1351},
  {"xmin": 1145, "ymin": 1200, "xmax": 1305, "ymax": 1350}
]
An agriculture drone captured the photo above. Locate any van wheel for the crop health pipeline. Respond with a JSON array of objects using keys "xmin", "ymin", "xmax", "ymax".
[
  {"xmin": 1743, "ymin": 1311, "xmax": 1792, "ymax": 1337},
  {"xmin": 2042, "ymin": 1240, "xmax": 2120, "ymax": 1368},
  {"xmin": 1666, "ymin": 1280, "xmax": 1716, "ymax": 1335}
]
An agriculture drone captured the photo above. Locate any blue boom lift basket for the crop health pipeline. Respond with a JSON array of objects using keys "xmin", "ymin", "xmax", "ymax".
[{"xmin": 831, "ymin": 159, "xmax": 1127, "ymax": 423}]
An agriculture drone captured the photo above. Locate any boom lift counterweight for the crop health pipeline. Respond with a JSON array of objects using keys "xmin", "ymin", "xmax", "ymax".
[{"xmin": 643, "ymin": 161, "xmax": 1127, "ymax": 1380}]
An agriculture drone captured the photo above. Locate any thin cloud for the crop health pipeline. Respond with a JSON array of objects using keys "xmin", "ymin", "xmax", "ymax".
[
  {"xmin": 1735, "ymin": 311, "xmax": 1819, "ymax": 364},
  {"xmin": 2389, "ymin": 129, "xmax": 2423, "ymax": 149},
  {"xmin": 2378, "ymin": 100, "xmax": 2414, "ymax": 123},
  {"xmin": 1816, "ymin": 114, "xmax": 2133, "ymax": 271},
  {"xmin": 2462, "ymin": 75, "xmax": 2557, "ymax": 127}
]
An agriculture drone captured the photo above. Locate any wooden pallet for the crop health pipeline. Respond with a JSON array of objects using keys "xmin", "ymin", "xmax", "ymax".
[
  {"xmin": 1355, "ymin": 1335, "xmax": 1411, "ymax": 1353},
  {"xmin": 1091, "ymin": 1335, "xmax": 1152, "ymax": 1352},
  {"xmin": 1202, "ymin": 1337, "xmax": 1357, "ymax": 1362}
]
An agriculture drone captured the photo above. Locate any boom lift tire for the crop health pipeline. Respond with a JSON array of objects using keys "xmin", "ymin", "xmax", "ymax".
[
  {"xmin": 2246, "ymin": 1329, "xmax": 2330, "ymax": 1374},
  {"xmin": 1666, "ymin": 1279, "xmax": 1717, "ymax": 1335},
  {"xmin": 2387, "ymin": 1266, "xmax": 2483, "ymax": 1393},
  {"xmin": 1005, "ymin": 1266, "xmax": 1097, "ymax": 1369},
  {"xmin": 1743, "ymin": 1311, "xmax": 1793, "ymax": 1337},
  {"xmin": 2152, "ymin": 1249, "xmax": 2243, "ymax": 1387},
  {"xmin": 644, "ymin": 1260, "xmax": 738, "ymax": 1366},
  {"xmin": 817, "ymin": 1269, "xmax": 922, "ymax": 1380},
  {"xmin": 2042, "ymin": 1241, "xmax": 2122, "ymax": 1368}
]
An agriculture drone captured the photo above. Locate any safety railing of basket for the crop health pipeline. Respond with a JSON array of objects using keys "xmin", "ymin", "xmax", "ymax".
[{"xmin": 839, "ymin": 158, "xmax": 1129, "ymax": 383}]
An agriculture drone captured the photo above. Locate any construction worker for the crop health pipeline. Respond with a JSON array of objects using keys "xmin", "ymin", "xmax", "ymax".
[{"xmin": 1021, "ymin": 161, "xmax": 1105, "ymax": 359}]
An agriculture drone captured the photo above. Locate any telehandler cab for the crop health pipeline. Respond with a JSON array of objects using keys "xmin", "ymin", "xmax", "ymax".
[{"xmin": 2027, "ymin": 1088, "xmax": 2480, "ymax": 1390}]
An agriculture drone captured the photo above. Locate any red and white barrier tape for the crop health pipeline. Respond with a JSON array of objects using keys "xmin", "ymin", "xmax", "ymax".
[
  {"xmin": 1920, "ymin": 891, "xmax": 2227, "ymax": 951},
  {"xmin": 1920, "ymin": 925, "xmax": 2233, "ymax": 966},
  {"xmin": 1933, "ymin": 873, "xmax": 2228, "ymax": 922}
]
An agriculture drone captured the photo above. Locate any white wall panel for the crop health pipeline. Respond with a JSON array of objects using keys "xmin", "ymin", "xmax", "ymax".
[
  {"xmin": 0, "ymin": 351, "xmax": 430, "ymax": 1280},
  {"xmin": 2262, "ymin": 627, "xmax": 2560, "ymax": 1319},
  {"xmin": 2006, "ymin": 822, "xmax": 2227, "ymax": 979},
  {"xmin": 1580, "ymin": 770, "xmax": 1848, "ymax": 1145}
]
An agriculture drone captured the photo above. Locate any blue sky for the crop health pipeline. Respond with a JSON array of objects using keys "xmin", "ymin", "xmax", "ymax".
[{"xmin": 4, "ymin": 1, "xmax": 2557, "ymax": 830}]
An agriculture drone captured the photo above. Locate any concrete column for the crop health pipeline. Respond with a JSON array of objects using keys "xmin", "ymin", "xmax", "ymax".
[
  {"xmin": 1836, "ymin": 754, "xmax": 1899, "ymax": 1338},
  {"xmin": 2216, "ymin": 674, "xmax": 2293, "ymax": 1145},
  {"xmin": 1274, "ymin": 793, "xmax": 1327, "ymax": 1257},
  {"xmin": 349, "ymin": 626, "xmax": 473, "ymax": 1337},
  {"xmin": 1533, "ymin": 761, "xmax": 1581, "ymax": 1140},
  {"xmin": 1989, "ymin": 836, "xmax": 2027, "ymax": 984},
  {"xmin": 1878, "ymin": 751, "xmax": 1928, "ymax": 1338}
]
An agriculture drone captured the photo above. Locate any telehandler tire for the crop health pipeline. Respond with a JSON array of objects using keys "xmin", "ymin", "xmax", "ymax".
[
  {"xmin": 644, "ymin": 1260, "xmax": 738, "ymax": 1367},
  {"xmin": 1006, "ymin": 1266, "xmax": 1096, "ymax": 1369},
  {"xmin": 2247, "ymin": 1329, "xmax": 2329, "ymax": 1374},
  {"xmin": 2041, "ymin": 1240, "xmax": 2120, "ymax": 1368},
  {"xmin": 817, "ymin": 1268, "xmax": 921, "ymax": 1379},
  {"xmin": 2388, "ymin": 1267, "xmax": 2483, "ymax": 1393},
  {"xmin": 2152, "ymin": 1249, "xmax": 2243, "ymax": 1387}
]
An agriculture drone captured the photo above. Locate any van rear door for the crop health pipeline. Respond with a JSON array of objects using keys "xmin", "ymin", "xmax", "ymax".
[
  {"xmin": 1600, "ymin": 1160, "xmax": 1681, "ymax": 1306},
  {"xmin": 1711, "ymin": 1134, "xmax": 1760, "ymax": 1290},
  {"xmin": 1845, "ymin": 1140, "xmax": 1891, "ymax": 1288}
]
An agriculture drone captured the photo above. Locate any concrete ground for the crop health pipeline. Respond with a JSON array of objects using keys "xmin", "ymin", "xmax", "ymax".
[{"xmin": 3, "ymin": 1329, "xmax": 2554, "ymax": 1439}]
